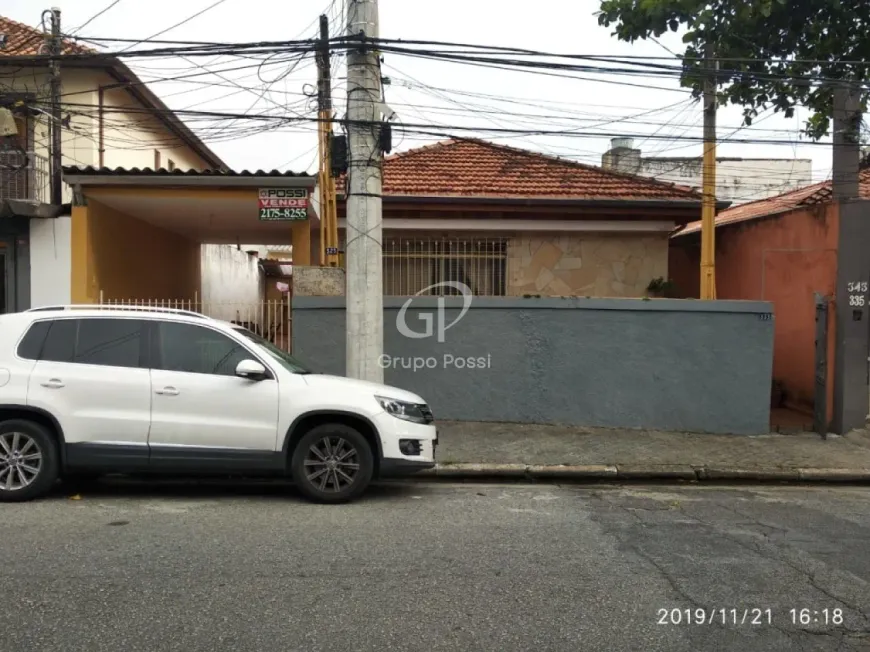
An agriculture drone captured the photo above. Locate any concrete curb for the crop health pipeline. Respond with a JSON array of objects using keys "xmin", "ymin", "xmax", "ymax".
[
  {"xmin": 528, "ymin": 464, "xmax": 617, "ymax": 479},
  {"xmin": 697, "ymin": 467, "xmax": 802, "ymax": 481},
  {"xmin": 616, "ymin": 464, "xmax": 698, "ymax": 480},
  {"xmin": 411, "ymin": 464, "xmax": 870, "ymax": 484}
]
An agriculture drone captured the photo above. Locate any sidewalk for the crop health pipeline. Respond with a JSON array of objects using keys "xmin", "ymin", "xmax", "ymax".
[{"xmin": 420, "ymin": 421, "xmax": 870, "ymax": 483}]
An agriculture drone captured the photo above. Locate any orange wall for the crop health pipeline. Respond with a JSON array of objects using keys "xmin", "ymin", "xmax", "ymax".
[
  {"xmin": 670, "ymin": 205, "xmax": 839, "ymax": 411},
  {"xmin": 87, "ymin": 199, "xmax": 201, "ymax": 301}
]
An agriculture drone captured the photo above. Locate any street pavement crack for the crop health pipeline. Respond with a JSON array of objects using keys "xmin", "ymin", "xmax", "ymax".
[
  {"xmin": 600, "ymin": 493, "xmax": 868, "ymax": 647},
  {"xmin": 710, "ymin": 500, "xmax": 869, "ymax": 625}
]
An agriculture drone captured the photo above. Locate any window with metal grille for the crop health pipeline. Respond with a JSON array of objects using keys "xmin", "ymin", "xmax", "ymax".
[{"xmin": 381, "ymin": 237, "xmax": 507, "ymax": 296}]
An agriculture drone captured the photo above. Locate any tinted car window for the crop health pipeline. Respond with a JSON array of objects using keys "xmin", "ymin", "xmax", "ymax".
[
  {"xmin": 17, "ymin": 320, "xmax": 51, "ymax": 360},
  {"xmin": 74, "ymin": 319, "xmax": 144, "ymax": 368},
  {"xmin": 41, "ymin": 319, "xmax": 77, "ymax": 363},
  {"xmin": 155, "ymin": 322, "xmax": 251, "ymax": 376},
  {"xmin": 39, "ymin": 318, "xmax": 145, "ymax": 368}
]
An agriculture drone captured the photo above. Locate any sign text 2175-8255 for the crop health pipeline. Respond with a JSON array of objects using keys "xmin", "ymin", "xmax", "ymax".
[{"xmin": 258, "ymin": 188, "xmax": 309, "ymax": 221}]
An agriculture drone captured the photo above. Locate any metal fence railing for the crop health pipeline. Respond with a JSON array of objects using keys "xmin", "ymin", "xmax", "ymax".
[
  {"xmin": 0, "ymin": 149, "xmax": 50, "ymax": 203},
  {"xmin": 99, "ymin": 294, "xmax": 292, "ymax": 352}
]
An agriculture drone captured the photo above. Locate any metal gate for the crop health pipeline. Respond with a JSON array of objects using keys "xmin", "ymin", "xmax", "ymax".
[
  {"xmin": 99, "ymin": 293, "xmax": 292, "ymax": 352},
  {"xmin": 813, "ymin": 293, "xmax": 830, "ymax": 436}
]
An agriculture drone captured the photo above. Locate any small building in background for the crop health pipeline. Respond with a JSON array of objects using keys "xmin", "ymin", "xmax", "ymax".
[
  {"xmin": 601, "ymin": 137, "xmax": 813, "ymax": 205},
  {"xmin": 669, "ymin": 167, "xmax": 870, "ymax": 423}
]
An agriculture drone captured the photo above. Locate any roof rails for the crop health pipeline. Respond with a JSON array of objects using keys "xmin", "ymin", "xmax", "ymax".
[{"xmin": 25, "ymin": 305, "xmax": 208, "ymax": 319}]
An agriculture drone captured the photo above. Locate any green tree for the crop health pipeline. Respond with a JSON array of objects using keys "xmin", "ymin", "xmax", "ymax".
[{"xmin": 597, "ymin": 0, "xmax": 870, "ymax": 140}]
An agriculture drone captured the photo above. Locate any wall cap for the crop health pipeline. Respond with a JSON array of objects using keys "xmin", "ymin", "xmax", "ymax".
[{"xmin": 292, "ymin": 296, "xmax": 774, "ymax": 314}]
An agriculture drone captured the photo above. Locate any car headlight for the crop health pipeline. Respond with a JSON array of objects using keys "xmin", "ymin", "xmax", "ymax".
[{"xmin": 376, "ymin": 396, "xmax": 431, "ymax": 424}]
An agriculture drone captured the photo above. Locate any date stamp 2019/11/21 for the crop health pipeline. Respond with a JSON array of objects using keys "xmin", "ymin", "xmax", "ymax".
[{"xmin": 657, "ymin": 608, "xmax": 845, "ymax": 627}]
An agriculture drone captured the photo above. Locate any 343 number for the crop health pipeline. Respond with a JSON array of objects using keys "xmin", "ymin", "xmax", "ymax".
[{"xmin": 847, "ymin": 280, "xmax": 868, "ymax": 308}]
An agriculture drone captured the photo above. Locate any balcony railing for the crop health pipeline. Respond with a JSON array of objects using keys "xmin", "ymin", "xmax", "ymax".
[{"xmin": 0, "ymin": 149, "xmax": 50, "ymax": 203}]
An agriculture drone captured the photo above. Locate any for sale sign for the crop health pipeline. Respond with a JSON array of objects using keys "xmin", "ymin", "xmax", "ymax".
[{"xmin": 258, "ymin": 188, "xmax": 309, "ymax": 221}]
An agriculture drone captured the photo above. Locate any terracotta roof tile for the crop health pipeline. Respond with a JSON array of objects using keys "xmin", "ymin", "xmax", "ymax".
[
  {"xmin": 676, "ymin": 169, "xmax": 870, "ymax": 236},
  {"xmin": 340, "ymin": 138, "xmax": 701, "ymax": 202},
  {"xmin": 0, "ymin": 15, "xmax": 94, "ymax": 56}
]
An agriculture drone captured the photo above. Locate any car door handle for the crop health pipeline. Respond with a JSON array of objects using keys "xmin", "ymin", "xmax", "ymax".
[
  {"xmin": 40, "ymin": 379, "xmax": 65, "ymax": 389},
  {"xmin": 155, "ymin": 386, "xmax": 179, "ymax": 396}
]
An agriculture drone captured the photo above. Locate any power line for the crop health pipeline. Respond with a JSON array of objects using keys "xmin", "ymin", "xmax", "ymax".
[
  {"xmin": 61, "ymin": 34, "xmax": 870, "ymax": 67},
  {"xmin": 16, "ymin": 34, "xmax": 865, "ymax": 98},
  {"xmin": 57, "ymin": 54, "xmax": 311, "ymax": 100},
  {"xmin": 68, "ymin": 0, "xmax": 125, "ymax": 36},
  {"xmin": 27, "ymin": 35, "xmax": 866, "ymax": 90},
  {"xmin": 39, "ymin": 99, "xmax": 850, "ymax": 148},
  {"xmin": 116, "ymin": 0, "xmax": 232, "ymax": 53}
]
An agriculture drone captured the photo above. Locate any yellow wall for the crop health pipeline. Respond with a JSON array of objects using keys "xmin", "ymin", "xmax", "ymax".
[
  {"xmin": 7, "ymin": 66, "xmax": 215, "ymax": 184},
  {"xmin": 72, "ymin": 198, "xmax": 200, "ymax": 303},
  {"xmin": 97, "ymin": 75, "xmax": 212, "ymax": 172}
]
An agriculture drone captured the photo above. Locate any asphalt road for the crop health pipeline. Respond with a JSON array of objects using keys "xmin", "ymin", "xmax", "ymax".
[{"xmin": 2, "ymin": 481, "xmax": 869, "ymax": 652}]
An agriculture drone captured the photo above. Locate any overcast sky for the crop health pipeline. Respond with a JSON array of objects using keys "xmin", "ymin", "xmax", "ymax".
[{"xmin": 6, "ymin": 0, "xmax": 834, "ymax": 193}]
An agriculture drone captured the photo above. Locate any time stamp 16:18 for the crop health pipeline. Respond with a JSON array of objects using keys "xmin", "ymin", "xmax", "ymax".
[{"xmin": 656, "ymin": 607, "xmax": 845, "ymax": 626}]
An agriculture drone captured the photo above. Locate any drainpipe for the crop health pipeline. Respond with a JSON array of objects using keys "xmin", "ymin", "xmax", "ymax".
[{"xmin": 97, "ymin": 86, "xmax": 105, "ymax": 168}]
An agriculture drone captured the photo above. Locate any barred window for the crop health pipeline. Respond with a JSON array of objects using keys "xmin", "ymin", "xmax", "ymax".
[{"xmin": 382, "ymin": 237, "xmax": 507, "ymax": 296}]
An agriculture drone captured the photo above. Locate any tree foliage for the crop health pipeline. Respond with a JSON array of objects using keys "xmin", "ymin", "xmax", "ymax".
[{"xmin": 597, "ymin": 0, "xmax": 870, "ymax": 140}]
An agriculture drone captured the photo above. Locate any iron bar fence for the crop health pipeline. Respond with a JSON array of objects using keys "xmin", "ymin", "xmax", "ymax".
[
  {"xmin": 0, "ymin": 150, "xmax": 50, "ymax": 203},
  {"xmin": 98, "ymin": 293, "xmax": 292, "ymax": 352}
]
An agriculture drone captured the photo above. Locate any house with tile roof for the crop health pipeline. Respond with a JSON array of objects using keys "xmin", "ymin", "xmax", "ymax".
[
  {"xmin": 334, "ymin": 138, "xmax": 712, "ymax": 298},
  {"xmin": 0, "ymin": 13, "xmax": 266, "ymax": 314},
  {"xmin": 0, "ymin": 14, "xmax": 225, "ymax": 199},
  {"xmin": 669, "ymin": 165, "xmax": 870, "ymax": 417}
]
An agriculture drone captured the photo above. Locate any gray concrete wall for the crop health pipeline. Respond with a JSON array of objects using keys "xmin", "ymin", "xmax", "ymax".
[{"xmin": 292, "ymin": 297, "xmax": 775, "ymax": 434}]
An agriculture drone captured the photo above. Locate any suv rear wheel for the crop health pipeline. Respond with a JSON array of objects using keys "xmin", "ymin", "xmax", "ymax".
[
  {"xmin": 0, "ymin": 420, "xmax": 59, "ymax": 502},
  {"xmin": 291, "ymin": 423, "xmax": 374, "ymax": 504}
]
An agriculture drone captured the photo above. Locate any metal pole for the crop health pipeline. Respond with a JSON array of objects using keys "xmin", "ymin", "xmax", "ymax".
[
  {"xmin": 316, "ymin": 14, "xmax": 340, "ymax": 268},
  {"xmin": 813, "ymin": 293, "xmax": 830, "ymax": 437},
  {"xmin": 345, "ymin": 0, "xmax": 384, "ymax": 382},
  {"xmin": 48, "ymin": 7, "xmax": 62, "ymax": 206},
  {"xmin": 699, "ymin": 43, "xmax": 718, "ymax": 300},
  {"xmin": 316, "ymin": 16, "xmax": 329, "ymax": 266}
]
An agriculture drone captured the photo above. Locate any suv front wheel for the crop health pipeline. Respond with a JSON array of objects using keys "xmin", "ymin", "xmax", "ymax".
[
  {"xmin": 291, "ymin": 423, "xmax": 374, "ymax": 504},
  {"xmin": 0, "ymin": 419, "xmax": 59, "ymax": 502}
]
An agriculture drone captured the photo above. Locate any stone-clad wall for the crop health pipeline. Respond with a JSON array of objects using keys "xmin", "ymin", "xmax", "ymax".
[{"xmin": 507, "ymin": 233, "xmax": 669, "ymax": 297}]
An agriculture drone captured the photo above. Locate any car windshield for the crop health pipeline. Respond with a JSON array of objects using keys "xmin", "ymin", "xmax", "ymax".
[{"xmin": 232, "ymin": 327, "xmax": 312, "ymax": 374}]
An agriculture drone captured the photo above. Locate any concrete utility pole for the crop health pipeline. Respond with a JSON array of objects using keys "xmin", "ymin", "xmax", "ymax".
[
  {"xmin": 830, "ymin": 84, "xmax": 867, "ymax": 434},
  {"xmin": 345, "ymin": 0, "xmax": 384, "ymax": 383},
  {"xmin": 316, "ymin": 14, "xmax": 340, "ymax": 268},
  {"xmin": 48, "ymin": 7, "xmax": 62, "ymax": 206},
  {"xmin": 345, "ymin": 0, "xmax": 384, "ymax": 382},
  {"xmin": 699, "ymin": 43, "xmax": 718, "ymax": 300}
]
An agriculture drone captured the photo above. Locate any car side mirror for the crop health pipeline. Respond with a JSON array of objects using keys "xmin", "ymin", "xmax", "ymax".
[{"xmin": 235, "ymin": 359, "xmax": 267, "ymax": 380}]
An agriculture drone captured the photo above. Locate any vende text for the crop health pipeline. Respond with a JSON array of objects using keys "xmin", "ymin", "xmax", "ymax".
[{"xmin": 258, "ymin": 198, "xmax": 308, "ymax": 208}]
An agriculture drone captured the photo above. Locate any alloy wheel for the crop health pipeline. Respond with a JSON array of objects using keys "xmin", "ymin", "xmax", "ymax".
[
  {"xmin": 303, "ymin": 436, "xmax": 360, "ymax": 493},
  {"xmin": 0, "ymin": 432, "xmax": 43, "ymax": 492}
]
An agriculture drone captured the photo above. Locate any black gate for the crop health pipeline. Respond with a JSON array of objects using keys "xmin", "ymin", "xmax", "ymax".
[{"xmin": 813, "ymin": 293, "xmax": 830, "ymax": 436}]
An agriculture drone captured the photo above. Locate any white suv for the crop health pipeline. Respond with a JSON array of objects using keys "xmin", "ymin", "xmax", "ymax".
[{"xmin": 0, "ymin": 306, "xmax": 437, "ymax": 503}]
